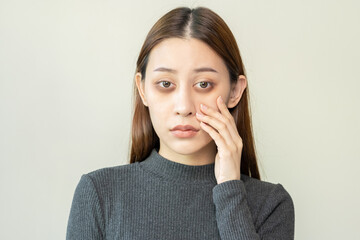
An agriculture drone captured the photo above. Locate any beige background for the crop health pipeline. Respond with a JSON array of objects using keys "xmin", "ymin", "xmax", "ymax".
[{"xmin": 1, "ymin": 0, "xmax": 359, "ymax": 239}]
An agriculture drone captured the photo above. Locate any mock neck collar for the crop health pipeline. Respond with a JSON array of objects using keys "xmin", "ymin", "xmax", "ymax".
[{"xmin": 139, "ymin": 148, "xmax": 217, "ymax": 185}]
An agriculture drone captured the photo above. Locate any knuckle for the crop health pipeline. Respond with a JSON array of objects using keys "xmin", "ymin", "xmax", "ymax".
[
  {"xmin": 228, "ymin": 145, "xmax": 236, "ymax": 153},
  {"xmin": 237, "ymin": 140, "xmax": 243, "ymax": 149},
  {"xmin": 203, "ymin": 115, "xmax": 210, "ymax": 122},
  {"xmin": 219, "ymin": 122, "xmax": 226, "ymax": 131}
]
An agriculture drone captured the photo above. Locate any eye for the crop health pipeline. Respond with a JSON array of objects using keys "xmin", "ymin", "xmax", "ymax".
[
  {"xmin": 158, "ymin": 80, "xmax": 173, "ymax": 88},
  {"xmin": 196, "ymin": 81, "xmax": 213, "ymax": 89}
]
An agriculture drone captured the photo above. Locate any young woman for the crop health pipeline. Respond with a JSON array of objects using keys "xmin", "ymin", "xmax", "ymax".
[{"xmin": 67, "ymin": 6, "xmax": 295, "ymax": 240}]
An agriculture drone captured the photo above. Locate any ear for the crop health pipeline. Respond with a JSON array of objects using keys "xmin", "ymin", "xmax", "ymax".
[
  {"xmin": 227, "ymin": 75, "xmax": 247, "ymax": 108},
  {"xmin": 135, "ymin": 72, "xmax": 148, "ymax": 107}
]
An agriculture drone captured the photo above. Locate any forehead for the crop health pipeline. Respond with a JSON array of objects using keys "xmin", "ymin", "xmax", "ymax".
[{"xmin": 146, "ymin": 38, "xmax": 228, "ymax": 74}]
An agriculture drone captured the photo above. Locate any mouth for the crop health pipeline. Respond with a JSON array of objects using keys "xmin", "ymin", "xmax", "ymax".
[
  {"xmin": 170, "ymin": 125, "xmax": 199, "ymax": 131},
  {"xmin": 170, "ymin": 125, "xmax": 199, "ymax": 138},
  {"xmin": 170, "ymin": 129, "xmax": 199, "ymax": 138}
]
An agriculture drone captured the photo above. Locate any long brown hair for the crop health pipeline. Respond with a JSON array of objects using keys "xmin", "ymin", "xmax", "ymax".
[{"xmin": 129, "ymin": 6, "xmax": 260, "ymax": 179}]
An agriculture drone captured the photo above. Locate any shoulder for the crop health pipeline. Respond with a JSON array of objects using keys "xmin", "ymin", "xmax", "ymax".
[
  {"xmin": 85, "ymin": 162, "xmax": 139, "ymax": 182},
  {"xmin": 242, "ymin": 174, "xmax": 292, "ymax": 197},
  {"xmin": 67, "ymin": 164, "xmax": 141, "ymax": 238},
  {"xmin": 75, "ymin": 162, "xmax": 141, "ymax": 197},
  {"xmin": 241, "ymin": 174, "xmax": 294, "ymax": 217},
  {"xmin": 241, "ymin": 174, "xmax": 290, "ymax": 196},
  {"xmin": 241, "ymin": 174, "xmax": 293, "ymax": 203}
]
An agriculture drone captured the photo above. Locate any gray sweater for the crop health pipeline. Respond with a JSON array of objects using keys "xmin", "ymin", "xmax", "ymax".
[{"xmin": 66, "ymin": 148, "xmax": 295, "ymax": 239}]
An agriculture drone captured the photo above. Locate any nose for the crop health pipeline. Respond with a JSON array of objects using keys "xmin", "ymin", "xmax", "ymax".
[{"xmin": 173, "ymin": 86, "xmax": 195, "ymax": 117}]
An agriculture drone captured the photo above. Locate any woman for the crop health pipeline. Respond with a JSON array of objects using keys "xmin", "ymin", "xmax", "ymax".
[{"xmin": 66, "ymin": 6, "xmax": 295, "ymax": 240}]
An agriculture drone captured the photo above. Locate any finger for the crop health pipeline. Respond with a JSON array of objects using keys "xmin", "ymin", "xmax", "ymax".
[
  {"xmin": 217, "ymin": 96, "xmax": 235, "ymax": 123},
  {"xmin": 196, "ymin": 111, "xmax": 235, "ymax": 148},
  {"xmin": 200, "ymin": 102, "xmax": 225, "ymax": 122},
  {"xmin": 199, "ymin": 102, "xmax": 239, "ymax": 146},
  {"xmin": 216, "ymin": 96, "xmax": 242, "ymax": 143},
  {"xmin": 199, "ymin": 121, "xmax": 228, "ymax": 150}
]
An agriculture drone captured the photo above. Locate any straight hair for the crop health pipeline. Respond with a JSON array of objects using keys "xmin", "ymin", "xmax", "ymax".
[{"xmin": 129, "ymin": 6, "xmax": 260, "ymax": 180}]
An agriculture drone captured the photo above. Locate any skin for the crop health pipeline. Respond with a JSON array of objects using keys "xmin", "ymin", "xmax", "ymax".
[{"xmin": 135, "ymin": 37, "xmax": 247, "ymax": 184}]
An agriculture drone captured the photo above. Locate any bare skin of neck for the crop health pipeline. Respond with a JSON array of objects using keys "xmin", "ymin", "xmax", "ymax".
[{"xmin": 158, "ymin": 141, "xmax": 217, "ymax": 166}]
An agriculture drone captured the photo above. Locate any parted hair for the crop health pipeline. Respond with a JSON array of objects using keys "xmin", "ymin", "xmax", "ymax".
[{"xmin": 129, "ymin": 6, "xmax": 260, "ymax": 180}]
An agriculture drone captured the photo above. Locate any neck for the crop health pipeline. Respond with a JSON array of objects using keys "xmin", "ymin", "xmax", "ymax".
[{"xmin": 158, "ymin": 141, "xmax": 217, "ymax": 166}]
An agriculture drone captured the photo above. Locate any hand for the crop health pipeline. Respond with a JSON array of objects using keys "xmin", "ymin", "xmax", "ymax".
[{"xmin": 196, "ymin": 96, "xmax": 243, "ymax": 184}]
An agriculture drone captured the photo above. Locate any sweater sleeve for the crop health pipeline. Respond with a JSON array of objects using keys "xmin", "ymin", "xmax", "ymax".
[
  {"xmin": 212, "ymin": 179, "xmax": 294, "ymax": 240},
  {"xmin": 66, "ymin": 174, "xmax": 105, "ymax": 240}
]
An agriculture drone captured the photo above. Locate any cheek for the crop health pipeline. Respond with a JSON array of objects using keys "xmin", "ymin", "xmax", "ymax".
[
  {"xmin": 144, "ymin": 84, "xmax": 168, "ymax": 105},
  {"xmin": 147, "ymin": 92, "xmax": 169, "ymax": 111},
  {"xmin": 147, "ymin": 100, "xmax": 170, "ymax": 128},
  {"xmin": 194, "ymin": 94, "xmax": 222, "ymax": 113}
]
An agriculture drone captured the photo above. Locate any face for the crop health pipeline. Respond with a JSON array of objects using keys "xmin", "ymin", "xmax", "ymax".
[{"xmin": 136, "ymin": 37, "xmax": 243, "ymax": 159}]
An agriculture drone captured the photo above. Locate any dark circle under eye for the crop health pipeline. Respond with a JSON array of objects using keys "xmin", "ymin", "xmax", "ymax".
[
  {"xmin": 199, "ymin": 81, "xmax": 209, "ymax": 88},
  {"xmin": 161, "ymin": 81, "xmax": 171, "ymax": 88}
]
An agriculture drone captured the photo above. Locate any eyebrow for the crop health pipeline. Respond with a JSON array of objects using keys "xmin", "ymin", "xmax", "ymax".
[{"xmin": 153, "ymin": 67, "xmax": 218, "ymax": 74}]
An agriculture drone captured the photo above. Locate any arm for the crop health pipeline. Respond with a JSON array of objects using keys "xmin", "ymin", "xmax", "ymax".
[
  {"xmin": 213, "ymin": 180, "xmax": 294, "ymax": 240},
  {"xmin": 66, "ymin": 174, "xmax": 105, "ymax": 240},
  {"xmin": 197, "ymin": 96, "xmax": 294, "ymax": 238}
]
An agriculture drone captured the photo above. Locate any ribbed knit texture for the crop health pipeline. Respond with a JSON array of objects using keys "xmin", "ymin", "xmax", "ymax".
[{"xmin": 66, "ymin": 148, "xmax": 295, "ymax": 239}]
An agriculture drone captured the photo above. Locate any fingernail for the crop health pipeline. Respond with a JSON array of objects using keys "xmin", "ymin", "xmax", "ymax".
[
  {"xmin": 200, "ymin": 104, "xmax": 207, "ymax": 110},
  {"xmin": 219, "ymin": 96, "xmax": 223, "ymax": 103},
  {"xmin": 196, "ymin": 112, "xmax": 203, "ymax": 117}
]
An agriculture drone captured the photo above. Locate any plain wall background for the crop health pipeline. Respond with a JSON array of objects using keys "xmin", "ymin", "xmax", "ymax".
[{"xmin": 1, "ymin": 0, "xmax": 359, "ymax": 239}]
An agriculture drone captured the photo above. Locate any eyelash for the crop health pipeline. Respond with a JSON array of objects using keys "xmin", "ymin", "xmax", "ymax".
[{"xmin": 157, "ymin": 80, "xmax": 213, "ymax": 89}]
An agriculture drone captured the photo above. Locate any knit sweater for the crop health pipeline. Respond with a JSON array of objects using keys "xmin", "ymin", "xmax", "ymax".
[{"xmin": 66, "ymin": 148, "xmax": 295, "ymax": 239}]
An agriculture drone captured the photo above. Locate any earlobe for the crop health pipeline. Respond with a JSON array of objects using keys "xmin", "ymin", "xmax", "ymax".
[
  {"xmin": 227, "ymin": 75, "xmax": 247, "ymax": 108},
  {"xmin": 135, "ymin": 72, "xmax": 148, "ymax": 107}
]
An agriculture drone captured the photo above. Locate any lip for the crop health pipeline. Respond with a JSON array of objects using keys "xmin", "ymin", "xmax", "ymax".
[
  {"xmin": 170, "ymin": 125, "xmax": 199, "ymax": 138},
  {"xmin": 170, "ymin": 125, "xmax": 199, "ymax": 131}
]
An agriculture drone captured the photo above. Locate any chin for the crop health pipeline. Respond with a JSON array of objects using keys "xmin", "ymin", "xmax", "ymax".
[{"xmin": 170, "ymin": 140, "xmax": 214, "ymax": 156}]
